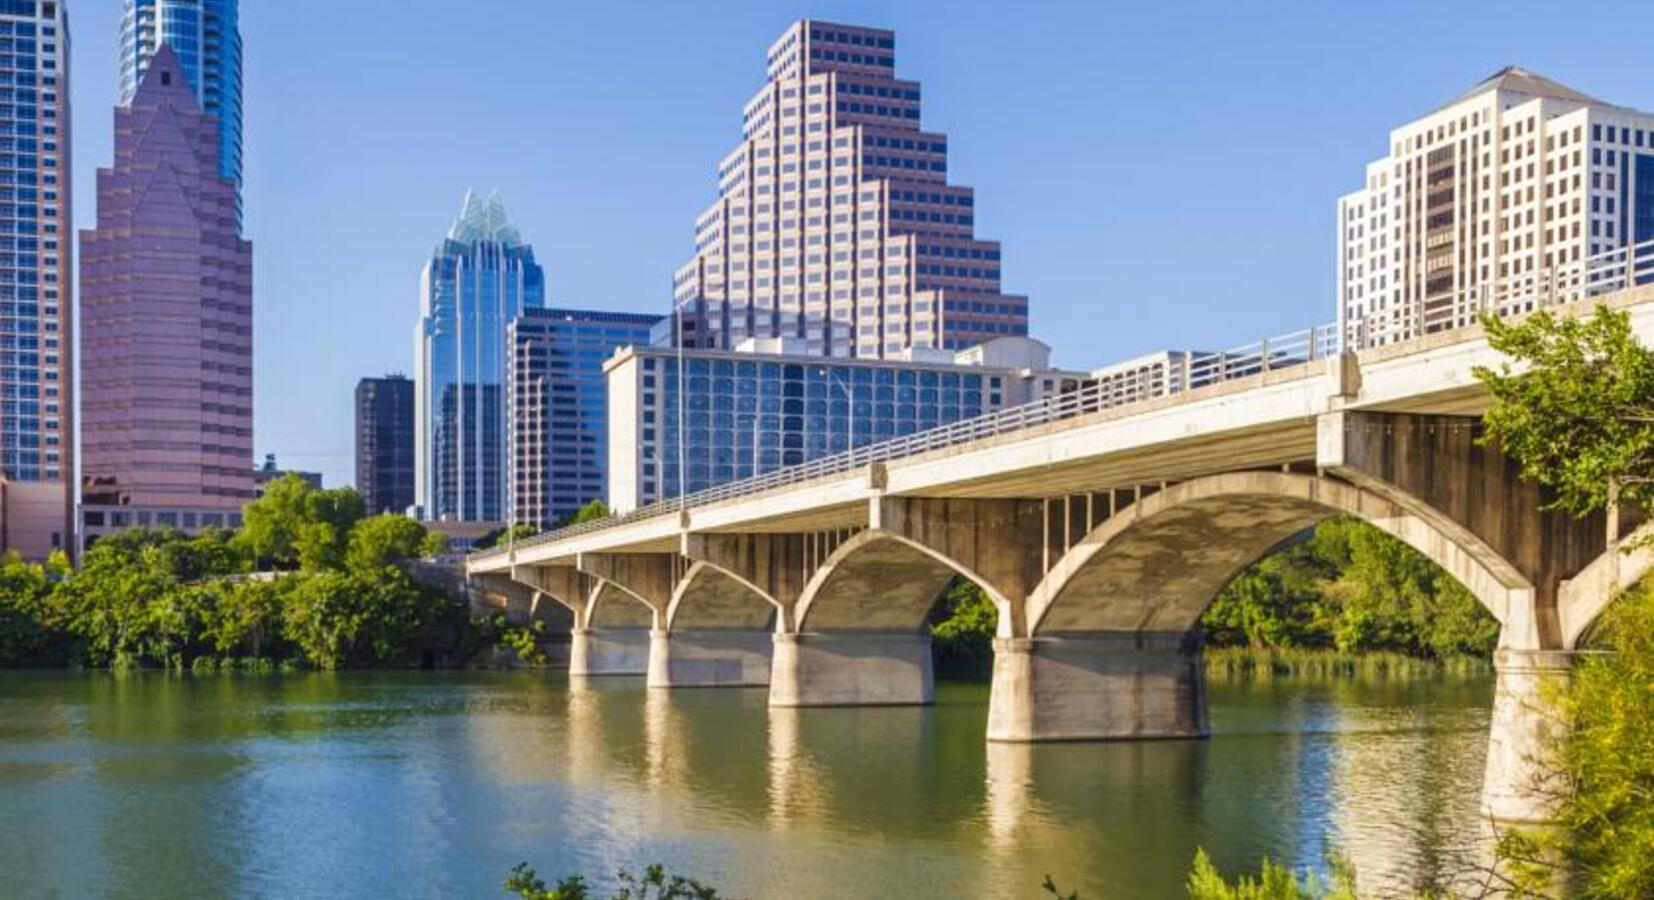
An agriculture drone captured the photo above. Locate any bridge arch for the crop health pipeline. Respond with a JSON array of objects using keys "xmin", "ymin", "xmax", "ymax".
[
  {"xmin": 1027, "ymin": 471, "xmax": 1538, "ymax": 647},
  {"xmin": 794, "ymin": 529, "xmax": 1006, "ymax": 633},
  {"xmin": 586, "ymin": 580, "xmax": 660, "ymax": 630},
  {"xmin": 664, "ymin": 561, "xmax": 780, "ymax": 633}
]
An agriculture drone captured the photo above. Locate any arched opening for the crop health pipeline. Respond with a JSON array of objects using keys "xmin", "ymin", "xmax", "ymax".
[
  {"xmin": 779, "ymin": 530, "xmax": 991, "ymax": 707},
  {"xmin": 1030, "ymin": 473, "xmax": 1526, "ymax": 644},
  {"xmin": 587, "ymin": 581, "xmax": 656, "ymax": 629},
  {"xmin": 665, "ymin": 561, "xmax": 779, "ymax": 633}
]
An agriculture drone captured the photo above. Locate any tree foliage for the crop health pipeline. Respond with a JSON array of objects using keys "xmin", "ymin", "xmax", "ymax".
[
  {"xmin": 563, "ymin": 499, "xmax": 612, "ymax": 527},
  {"xmin": 1185, "ymin": 850, "xmax": 1357, "ymax": 900},
  {"xmin": 1202, "ymin": 518, "xmax": 1497, "ymax": 660},
  {"xmin": 1475, "ymin": 305, "xmax": 1654, "ymax": 522},
  {"xmin": 0, "ymin": 476, "xmax": 478, "ymax": 671},
  {"xmin": 505, "ymin": 863, "xmax": 724, "ymax": 900},
  {"xmin": 1557, "ymin": 580, "xmax": 1654, "ymax": 899}
]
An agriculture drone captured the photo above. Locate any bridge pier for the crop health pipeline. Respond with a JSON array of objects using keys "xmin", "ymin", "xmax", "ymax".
[
  {"xmin": 1482, "ymin": 648, "xmax": 1576, "ymax": 824},
  {"xmin": 986, "ymin": 632, "xmax": 1208, "ymax": 742},
  {"xmin": 647, "ymin": 628, "xmax": 773, "ymax": 688},
  {"xmin": 768, "ymin": 631, "xmax": 934, "ymax": 707},
  {"xmin": 569, "ymin": 627, "xmax": 651, "ymax": 676}
]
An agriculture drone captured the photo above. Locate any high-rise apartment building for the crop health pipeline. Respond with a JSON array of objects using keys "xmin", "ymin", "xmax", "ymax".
[
  {"xmin": 1339, "ymin": 67, "xmax": 1654, "ymax": 346},
  {"xmin": 507, "ymin": 308, "xmax": 662, "ymax": 528},
  {"xmin": 416, "ymin": 190, "xmax": 545, "ymax": 522},
  {"xmin": 119, "ymin": 0, "xmax": 242, "ymax": 198},
  {"xmin": 606, "ymin": 336, "xmax": 1085, "ymax": 512},
  {"xmin": 80, "ymin": 46, "xmax": 253, "ymax": 546},
  {"xmin": 0, "ymin": 0, "xmax": 70, "ymax": 560},
  {"xmin": 672, "ymin": 20, "xmax": 1028, "ymax": 358},
  {"xmin": 355, "ymin": 375, "xmax": 415, "ymax": 515}
]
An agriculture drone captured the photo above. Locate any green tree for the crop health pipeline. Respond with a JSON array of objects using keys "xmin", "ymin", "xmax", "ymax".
[
  {"xmin": 563, "ymin": 499, "xmax": 612, "ymax": 527},
  {"xmin": 930, "ymin": 578, "xmax": 998, "ymax": 677},
  {"xmin": 346, "ymin": 515, "xmax": 432, "ymax": 574},
  {"xmin": 1557, "ymin": 580, "xmax": 1654, "ymax": 898},
  {"xmin": 237, "ymin": 474, "xmax": 313, "ymax": 568},
  {"xmin": 1475, "ymin": 305, "xmax": 1654, "ymax": 523},
  {"xmin": 475, "ymin": 523, "xmax": 539, "ymax": 550},
  {"xmin": 1185, "ymin": 850, "xmax": 1357, "ymax": 900},
  {"xmin": 0, "ymin": 551, "xmax": 62, "ymax": 666}
]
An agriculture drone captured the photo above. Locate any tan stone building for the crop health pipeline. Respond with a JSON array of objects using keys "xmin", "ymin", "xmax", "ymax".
[{"xmin": 672, "ymin": 20, "xmax": 1028, "ymax": 358}]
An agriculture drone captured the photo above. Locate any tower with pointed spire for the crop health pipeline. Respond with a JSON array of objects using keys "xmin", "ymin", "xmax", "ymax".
[
  {"xmin": 79, "ymin": 45, "xmax": 255, "ymax": 546},
  {"xmin": 1339, "ymin": 66, "xmax": 1654, "ymax": 346},
  {"xmin": 415, "ymin": 190, "xmax": 546, "ymax": 522}
]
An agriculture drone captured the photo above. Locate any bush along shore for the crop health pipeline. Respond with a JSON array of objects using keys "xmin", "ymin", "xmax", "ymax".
[
  {"xmin": 929, "ymin": 514, "xmax": 1498, "ymax": 679},
  {"xmin": 0, "ymin": 474, "xmax": 519, "ymax": 671}
]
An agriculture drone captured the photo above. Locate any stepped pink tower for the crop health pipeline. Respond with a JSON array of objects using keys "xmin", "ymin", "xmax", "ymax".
[{"xmin": 79, "ymin": 46, "xmax": 253, "ymax": 543}]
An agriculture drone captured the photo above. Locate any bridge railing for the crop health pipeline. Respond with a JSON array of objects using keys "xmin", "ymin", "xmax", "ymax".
[
  {"xmin": 471, "ymin": 321, "xmax": 1341, "ymax": 565},
  {"xmin": 1401, "ymin": 238, "xmax": 1654, "ymax": 337},
  {"xmin": 472, "ymin": 238, "xmax": 1654, "ymax": 568}
]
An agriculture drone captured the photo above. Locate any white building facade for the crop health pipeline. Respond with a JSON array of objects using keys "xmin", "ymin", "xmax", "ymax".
[{"xmin": 1339, "ymin": 67, "xmax": 1654, "ymax": 346}]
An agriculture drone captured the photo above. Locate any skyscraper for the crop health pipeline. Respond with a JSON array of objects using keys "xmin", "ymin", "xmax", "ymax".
[
  {"xmin": 79, "ymin": 46, "xmax": 253, "ymax": 547},
  {"xmin": 1339, "ymin": 67, "xmax": 1654, "ymax": 346},
  {"xmin": 416, "ymin": 190, "xmax": 545, "ymax": 522},
  {"xmin": 355, "ymin": 375, "xmax": 415, "ymax": 516},
  {"xmin": 507, "ymin": 308, "xmax": 661, "ymax": 528},
  {"xmin": 119, "ymin": 0, "xmax": 243, "ymax": 199},
  {"xmin": 672, "ymin": 20, "xmax": 1028, "ymax": 358},
  {"xmin": 0, "ymin": 0, "xmax": 70, "ymax": 560}
]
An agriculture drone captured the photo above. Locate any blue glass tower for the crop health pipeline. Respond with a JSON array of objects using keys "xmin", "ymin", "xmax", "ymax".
[
  {"xmin": 416, "ymin": 191, "xmax": 546, "ymax": 522},
  {"xmin": 0, "ymin": 0, "xmax": 71, "ymax": 560},
  {"xmin": 118, "ymin": 0, "xmax": 243, "ymax": 198}
]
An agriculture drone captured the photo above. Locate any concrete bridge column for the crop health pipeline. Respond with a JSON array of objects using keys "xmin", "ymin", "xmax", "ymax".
[
  {"xmin": 647, "ymin": 627, "xmax": 773, "ymax": 688},
  {"xmin": 568, "ymin": 626, "xmax": 652, "ymax": 676},
  {"xmin": 768, "ymin": 630, "xmax": 935, "ymax": 707},
  {"xmin": 1482, "ymin": 648, "xmax": 1577, "ymax": 824},
  {"xmin": 987, "ymin": 632, "xmax": 1208, "ymax": 742}
]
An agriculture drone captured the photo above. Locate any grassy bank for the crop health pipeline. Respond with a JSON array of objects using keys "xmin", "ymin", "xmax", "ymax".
[{"xmin": 1203, "ymin": 646, "xmax": 1489, "ymax": 680}]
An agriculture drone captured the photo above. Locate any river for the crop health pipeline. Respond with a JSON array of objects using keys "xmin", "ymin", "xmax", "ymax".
[{"xmin": 0, "ymin": 672, "xmax": 1496, "ymax": 899}]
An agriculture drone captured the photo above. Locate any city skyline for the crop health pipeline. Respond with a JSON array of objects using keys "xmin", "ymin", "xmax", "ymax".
[{"xmin": 54, "ymin": 0, "xmax": 1654, "ymax": 489}]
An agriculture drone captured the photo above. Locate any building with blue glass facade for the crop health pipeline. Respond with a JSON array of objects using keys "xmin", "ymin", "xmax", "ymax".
[
  {"xmin": 0, "ymin": 0, "xmax": 69, "ymax": 560},
  {"xmin": 605, "ymin": 336, "xmax": 1086, "ymax": 512},
  {"xmin": 416, "ymin": 190, "xmax": 545, "ymax": 522},
  {"xmin": 118, "ymin": 0, "xmax": 242, "ymax": 200},
  {"xmin": 508, "ymin": 308, "xmax": 663, "ymax": 528}
]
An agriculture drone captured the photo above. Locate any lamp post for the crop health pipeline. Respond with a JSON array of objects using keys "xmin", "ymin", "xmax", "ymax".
[{"xmin": 822, "ymin": 367, "xmax": 855, "ymax": 458}]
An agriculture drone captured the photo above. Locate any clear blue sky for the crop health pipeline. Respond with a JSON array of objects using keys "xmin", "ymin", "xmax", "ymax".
[{"xmin": 68, "ymin": 0, "xmax": 1654, "ymax": 488}]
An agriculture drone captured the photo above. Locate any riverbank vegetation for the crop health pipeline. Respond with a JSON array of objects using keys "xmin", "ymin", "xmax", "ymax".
[{"xmin": 0, "ymin": 474, "xmax": 494, "ymax": 671}]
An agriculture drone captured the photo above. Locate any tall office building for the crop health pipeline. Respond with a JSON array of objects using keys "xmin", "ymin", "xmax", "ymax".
[
  {"xmin": 606, "ymin": 336, "xmax": 1085, "ymax": 512},
  {"xmin": 118, "ymin": 0, "xmax": 242, "ymax": 198},
  {"xmin": 416, "ymin": 190, "xmax": 545, "ymax": 522},
  {"xmin": 79, "ymin": 46, "xmax": 253, "ymax": 546},
  {"xmin": 0, "ymin": 0, "xmax": 70, "ymax": 560},
  {"xmin": 355, "ymin": 375, "xmax": 415, "ymax": 515},
  {"xmin": 1339, "ymin": 67, "xmax": 1654, "ymax": 346},
  {"xmin": 507, "ymin": 309, "xmax": 662, "ymax": 528},
  {"xmin": 672, "ymin": 20, "xmax": 1028, "ymax": 358}
]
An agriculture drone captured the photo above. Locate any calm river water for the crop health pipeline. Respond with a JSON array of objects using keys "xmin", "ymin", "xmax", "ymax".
[{"xmin": 0, "ymin": 672, "xmax": 1496, "ymax": 899}]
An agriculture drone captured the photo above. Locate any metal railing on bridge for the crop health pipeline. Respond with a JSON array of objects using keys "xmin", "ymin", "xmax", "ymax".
[{"xmin": 471, "ymin": 237, "xmax": 1654, "ymax": 566}]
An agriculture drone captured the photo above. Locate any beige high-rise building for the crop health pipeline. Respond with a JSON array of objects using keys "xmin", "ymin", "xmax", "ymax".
[
  {"xmin": 1339, "ymin": 66, "xmax": 1654, "ymax": 347},
  {"xmin": 672, "ymin": 20, "xmax": 1028, "ymax": 358}
]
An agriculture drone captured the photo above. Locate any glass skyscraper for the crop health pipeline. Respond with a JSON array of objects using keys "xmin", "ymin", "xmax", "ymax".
[
  {"xmin": 507, "ymin": 308, "xmax": 662, "ymax": 528},
  {"xmin": 0, "ymin": 0, "xmax": 70, "ymax": 559},
  {"xmin": 604, "ymin": 337, "xmax": 1086, "ymax": 512},
  {"xmin": 118, "ymin": 0, "xmax": 242, "ymax": 197},
  {"xmin": 416, "ymin": 190, "xmax": 545, "ymax": 522},
  {"xmin": 355, "ymin": 375, "xmax": 416, "ymax": 516}
]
